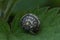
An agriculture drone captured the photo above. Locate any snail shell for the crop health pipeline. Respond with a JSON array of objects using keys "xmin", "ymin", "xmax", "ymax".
[{"xmin": 21, "ymin": 13, "xmax": 40, "ymax": 34}]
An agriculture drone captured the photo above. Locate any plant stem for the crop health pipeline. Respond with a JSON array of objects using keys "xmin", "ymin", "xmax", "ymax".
[{"xmin": 4, "ymin": 0, "xmax": 18, "ymax": 22}]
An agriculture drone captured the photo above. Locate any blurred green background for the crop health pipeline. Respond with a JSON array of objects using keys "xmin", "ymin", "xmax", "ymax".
[{"xmin": 0, "ymin": 0, "xmax": 60, "ymax": 40}]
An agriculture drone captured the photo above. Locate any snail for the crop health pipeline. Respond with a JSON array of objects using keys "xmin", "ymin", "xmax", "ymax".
[{"xmin": 21, "ymin": 13, "xmax": 40, "ymax": 34}]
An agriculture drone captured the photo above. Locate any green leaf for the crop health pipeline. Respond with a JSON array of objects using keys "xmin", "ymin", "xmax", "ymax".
[
  {"xmin": 0, "ymin": 20, "xmax": 10, "ymax": 33},
  {"xmin": 0, "ymin": 19, "xmax": 10, "ymax": 40},
  {"xmin": 50, "ymin": 0, "xmax": 60, "ymax": 6},
  {"xmin": 12, "ymin": 0, "xmax": 48, "ymax": 13},
  {"xmin": 11, "ymin": 7, "xmax": 60, "ymax": 40}
]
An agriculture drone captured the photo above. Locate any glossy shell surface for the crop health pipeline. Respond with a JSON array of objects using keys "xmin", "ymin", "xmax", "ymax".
[{"xmin": 21, "ymin": 13, "xmax": 40, "ymax": 34}]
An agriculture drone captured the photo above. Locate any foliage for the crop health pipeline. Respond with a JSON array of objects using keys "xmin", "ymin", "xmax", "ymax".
[{"xmin": 0, "ymin": 0, "xmax": 60, "ymax": 40}]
